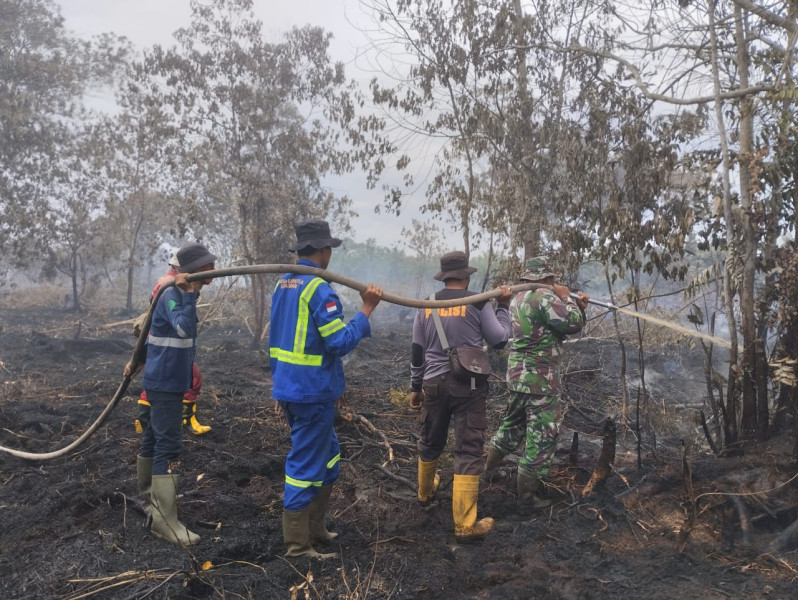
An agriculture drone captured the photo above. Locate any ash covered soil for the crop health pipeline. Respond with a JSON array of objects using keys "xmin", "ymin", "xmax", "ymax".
[{"xmin": 0, "ymin": 302, "xmax": 797, "ymax": 600}]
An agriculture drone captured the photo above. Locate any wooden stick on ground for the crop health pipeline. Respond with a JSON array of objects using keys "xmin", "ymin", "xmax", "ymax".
[{"xmin": 337, "ymin": 402, "xmax": 396, "ymax": 466}]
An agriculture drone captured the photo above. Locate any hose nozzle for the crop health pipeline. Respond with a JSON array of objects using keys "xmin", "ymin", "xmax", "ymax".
[{"xmin": 571, "ymin": 292, "xmax": 618, "ymax": 311}]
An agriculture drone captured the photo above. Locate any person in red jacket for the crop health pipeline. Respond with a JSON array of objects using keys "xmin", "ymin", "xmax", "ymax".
[{"xmin": 134, "ymin": 252, "xmax": 212, "ymax": 436}]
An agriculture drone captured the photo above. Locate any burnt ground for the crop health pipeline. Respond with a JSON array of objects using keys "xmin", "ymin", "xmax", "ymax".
[{"xmin": 1, "ymin": 298, "xmax": 797, "ymax": 600}]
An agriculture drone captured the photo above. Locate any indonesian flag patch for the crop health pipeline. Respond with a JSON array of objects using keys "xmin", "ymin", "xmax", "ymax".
[{"xmin": 325, "ymin": 301, "xmax": 337, "ymax": 313}]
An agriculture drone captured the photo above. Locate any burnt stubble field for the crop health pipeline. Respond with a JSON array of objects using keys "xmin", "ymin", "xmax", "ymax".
[{"xmin": 1, "ymin": 294, "xmax": 797, "ymax": 599}]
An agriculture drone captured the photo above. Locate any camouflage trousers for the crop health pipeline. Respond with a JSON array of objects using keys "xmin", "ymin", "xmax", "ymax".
[{"xmin": 488, "ymin": 391, "xmax": 563, "ymax": 479}]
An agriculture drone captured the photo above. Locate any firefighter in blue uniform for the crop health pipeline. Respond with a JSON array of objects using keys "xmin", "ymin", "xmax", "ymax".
[
  {"xmin": 125, "ymin": 242, "xmax": 217, "ymax": 547},
  {"xmin": 270, "ymin": 219, "xmax": 383, "ymax": 559}
]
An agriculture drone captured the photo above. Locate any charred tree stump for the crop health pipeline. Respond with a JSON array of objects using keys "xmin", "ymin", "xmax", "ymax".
[
  {"xmin": 582, "ymin": 418, "xmax": 616, "ymax": 497},
  {"xmin": 731, "ymin": 495, "xmax": 752, "ymax": 548},
  {"xmin": 767, "ymin": 515, "xmax": 798, "ymax": 554},
  {"xmin": 570, "ymin": 432, "xmax": 579, "ymax": 466}
]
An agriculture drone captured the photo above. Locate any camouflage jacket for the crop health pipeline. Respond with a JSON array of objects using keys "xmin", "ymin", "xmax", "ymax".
[{"xmin": 506, "ymin": 288, "xmax": 585, "ymax": 395}]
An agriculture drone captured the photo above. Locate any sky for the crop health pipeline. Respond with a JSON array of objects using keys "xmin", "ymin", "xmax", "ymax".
[{"xmin": 57, "ymin": 0, "xmax": 424, "ymax": 249}]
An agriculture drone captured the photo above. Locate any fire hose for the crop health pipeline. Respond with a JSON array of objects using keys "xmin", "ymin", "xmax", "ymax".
[{"xmin": 0, "ymin": 264, "xmax": 593, "ymax": 461}]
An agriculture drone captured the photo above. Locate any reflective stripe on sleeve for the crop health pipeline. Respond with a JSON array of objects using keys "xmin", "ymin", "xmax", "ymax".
[
  {"xmin": 318, "ymin": 318, "xmax": 345, "ymax": 337},
  {"xmin": 147, "ymin": 334, "xmax": 194, "ymax": 349}
]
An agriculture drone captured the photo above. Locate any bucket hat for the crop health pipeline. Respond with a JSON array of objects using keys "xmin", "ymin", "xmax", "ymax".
[
  {"xmin": 288, "ymin": 219, "xmax": 342, "ymax": 252},
  {"xmin": 433, "ymin": 251, "xmax": 477, "ymax": 281},
  {"xmin": 176, "ymin": 243, "xmax": 217, "ymax": 274}
]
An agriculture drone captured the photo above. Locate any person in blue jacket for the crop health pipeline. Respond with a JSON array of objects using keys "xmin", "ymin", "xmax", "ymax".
[
  {"xmin": 125, "ymin": 242, "xmax": 217, "ymax": 547},
  {"xmin": 270, "ymin": 219, "xmax": 382, "ymax": 559}
]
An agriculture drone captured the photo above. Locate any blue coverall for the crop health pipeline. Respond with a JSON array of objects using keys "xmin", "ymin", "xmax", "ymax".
[{"xmin": 269, "ymin": 258, "xmax": 371, "ymax": 510}]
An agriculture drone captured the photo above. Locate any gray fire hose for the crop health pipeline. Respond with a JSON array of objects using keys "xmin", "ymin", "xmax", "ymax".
[{"xmin": 0, "ymin": 264, "xmax": 557, "ymax": 461}]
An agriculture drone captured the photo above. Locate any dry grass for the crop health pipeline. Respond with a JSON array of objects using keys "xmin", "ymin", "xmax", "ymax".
[{"xmin": 0, "ymin": 284, "xmax": 75, "ymax": 309}]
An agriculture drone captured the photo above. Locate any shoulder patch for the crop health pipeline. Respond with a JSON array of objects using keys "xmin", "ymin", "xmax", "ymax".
[
  {"xmin": 325, "ymin": 301, "xmax": 337, "ymax": 313},
  {"xmin": 168, "ymin": 299, "xmax": 177, "ymax": 311}
]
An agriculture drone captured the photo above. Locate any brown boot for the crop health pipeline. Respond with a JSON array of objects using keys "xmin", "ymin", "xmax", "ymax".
[
  {"xmin": 308, "ymin": 485, "xmax": 338, "ymax": 544},
  {"xmin": 453, "ymin": 474, "xmax": 495, "ymax": 542},
  {"xmin": 283, "ymin": 508, "xmax": 338, "ymax": 560},
  {"xmin": 516, "ymin": 471, "xmax": 552, "ymax": 516},
  {"xmin": 417, "ymin": 458, "xmax": 440, "ymax": 507},
  {"xmin": 482, "ymin": 447, "xmax": 506, "ymax": 482}
]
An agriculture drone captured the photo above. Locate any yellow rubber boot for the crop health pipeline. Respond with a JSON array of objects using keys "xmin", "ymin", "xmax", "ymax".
[
  {"xmin": 182, "ymin": 401, "xmax": 211, "ymax": 435},
  {"xmin": 308, "ymin": 485, "xmax": 338, "ymax": 544},
  {"xmin": 453, "ymin": 474, "xmax": 494, "ymax": 541},
  {"xmin": 417, "ymin": 458, "xmax": 440, "ymax": 507},
  {"xmin": 134, "ymin": 399, "xmax": 150, "ymax": 434}
]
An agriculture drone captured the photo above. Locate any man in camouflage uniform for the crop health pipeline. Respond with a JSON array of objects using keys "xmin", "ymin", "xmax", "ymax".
[{"xmin": 483, "ymin": 256, "xmax": 588, "ymax": 515}]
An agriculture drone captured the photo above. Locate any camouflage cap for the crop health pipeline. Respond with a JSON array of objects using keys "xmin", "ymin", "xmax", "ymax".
[{"xmin": 519, "ymin": 256, "xmax": 557, "ymax": 282}]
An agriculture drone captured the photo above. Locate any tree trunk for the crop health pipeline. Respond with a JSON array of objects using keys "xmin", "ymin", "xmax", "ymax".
[
  {"xmin": 604, "ymin": 268, "xmax": 629, "ymax": 433},
  {"xmin": 734, "ymin": 4, "xmax": 762, "ymax": 441},
  {"xmin": 707, "ymin": 0, "xmax": 740, "ymax": 445},
  {"xmin": 248, "ymin": 272, "xmax": 268, "ymax": 350},
  {"xmin": 125, "ymin": 214, "xmax": 144, "ymax": 311},
  {"xmin": 70, "ymin": 248, "xmax": 81, "ymax": 312},
  {"xmin": 513, "ymin": 0, "xmax": 539, "ymax": 258}
]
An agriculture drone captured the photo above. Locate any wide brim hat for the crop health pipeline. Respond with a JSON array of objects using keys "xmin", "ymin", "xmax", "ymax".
[
  {"xmin": 288, "ymin": 219, "xmax": 343, "ymax": 252},
  {"xmin": 519, "ymin": 256, "xmax": 557, "ymax": 282},
  {"xmin": 176, "ymin": 242, "xmax": 217, "ymax": 273},
  {"xmin": 433, "ymin": 250, "xmax": 477, "ymax": 281}
]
